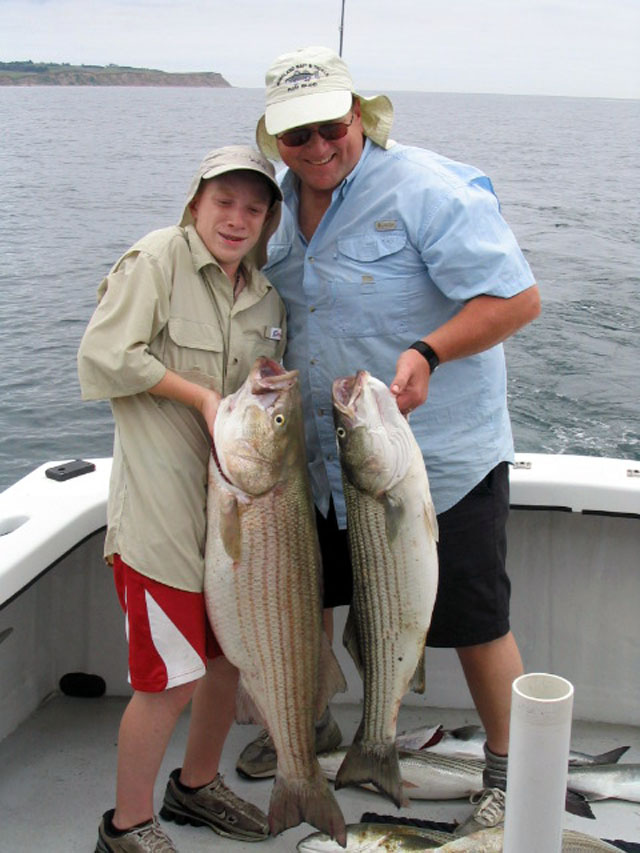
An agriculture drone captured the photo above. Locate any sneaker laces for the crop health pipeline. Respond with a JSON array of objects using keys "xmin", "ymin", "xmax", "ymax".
[
  {"xmin": 130, "ymin": 818, "xmax": 178, "ymax": 852},
  {"xmin": 469, "ymin": 787, "xmax": 506, "ymax": 827}
]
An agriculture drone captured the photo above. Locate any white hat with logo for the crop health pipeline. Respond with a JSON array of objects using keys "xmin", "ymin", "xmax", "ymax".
[{"xmin": 256, "ymin": 46, "xmax": 394, "ymax": 161}]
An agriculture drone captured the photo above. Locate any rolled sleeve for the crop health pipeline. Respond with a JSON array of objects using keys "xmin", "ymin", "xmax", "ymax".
[
  {"xmin": 420, "ymin": 179, "xmax": 535, "ymax": 301},
  {"xmin": 78, "ymin": 252, "xmax": 170, "ymax": 400}
]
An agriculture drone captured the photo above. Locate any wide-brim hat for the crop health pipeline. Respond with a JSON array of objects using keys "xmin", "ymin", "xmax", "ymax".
[
  {"xmin": 179, "ymin": 145, "xmax": 282, "ymax": 268},
  {"xmin": 256, "ymin": 45, "xmax": 394, "ymax": 161}
]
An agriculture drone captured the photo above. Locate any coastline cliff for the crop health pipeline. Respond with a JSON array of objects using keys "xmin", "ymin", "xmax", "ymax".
[{"xmin": 0, "ymin": 61, "xmax": 231, "ymax": 87}]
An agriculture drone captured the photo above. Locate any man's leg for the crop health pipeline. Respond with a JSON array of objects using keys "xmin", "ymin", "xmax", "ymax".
[{"xmin": 457, "ymin": 630, "xmax": 523, "ymax": 757}]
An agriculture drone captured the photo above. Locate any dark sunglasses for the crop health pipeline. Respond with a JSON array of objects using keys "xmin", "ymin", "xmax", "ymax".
[{"xmin": 277, "ymin": 113, "xmax": 355, "ymax": 148}]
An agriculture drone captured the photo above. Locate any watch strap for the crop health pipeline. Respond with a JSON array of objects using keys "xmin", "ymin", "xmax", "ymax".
[{"xmin": 408, "ymin": 340, "xmax": 440, "ymax": 374}]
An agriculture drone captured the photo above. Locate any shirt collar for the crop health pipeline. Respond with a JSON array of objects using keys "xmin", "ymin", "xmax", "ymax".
[{"xmin": 184, "ymin": 224, "xmax": 269, "ymax": 298}]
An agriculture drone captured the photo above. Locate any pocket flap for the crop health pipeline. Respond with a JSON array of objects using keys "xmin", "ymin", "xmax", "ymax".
[
  {"xmin": 168, "ymin": 317, "xmax": 223, "ymax": 351},
  {"xmin": 338, "ymin": 230, "xmax": 407, "ymax": 262}
]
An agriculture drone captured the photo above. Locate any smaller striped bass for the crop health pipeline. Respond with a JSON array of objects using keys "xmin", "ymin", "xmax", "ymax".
[{"xmin": 331, "ymin": 371, "xmax": 438, "ymax": 809}]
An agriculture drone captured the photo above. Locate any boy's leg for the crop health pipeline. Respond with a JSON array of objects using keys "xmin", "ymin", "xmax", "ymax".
[
  {"xmin": 114, "ymin": 681, "xmax": 196, "ymax": 829},
  {"xmin": 180, "ymin": 656, "xmax": 238, "ymax": 787}
]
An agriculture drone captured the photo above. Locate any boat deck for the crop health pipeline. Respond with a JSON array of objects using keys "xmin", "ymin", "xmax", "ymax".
[{"xmin": 1, "ymin": 696, "xmax": 639, "ymax": 852}]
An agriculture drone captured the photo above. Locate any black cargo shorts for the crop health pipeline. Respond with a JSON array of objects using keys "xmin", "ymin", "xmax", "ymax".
[{"xmin": 317, "ymin": 462, "xmax": 511, "ymax": 648}]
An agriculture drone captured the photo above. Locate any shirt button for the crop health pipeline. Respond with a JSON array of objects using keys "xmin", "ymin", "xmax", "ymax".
[
  {"xmin": 310, "ymin": 358, "xmax": 316, "ymax": 365},
  {"xmin": 318, "ymin": 408, "xmax": 325, "ymax": 416},
  {"xmin": 309, "ymin": 306, "xmax": 316, "ymax": 313},
  {"xmin": 308, "ymin": 256, "xmax": 315, "ymax": 263}
]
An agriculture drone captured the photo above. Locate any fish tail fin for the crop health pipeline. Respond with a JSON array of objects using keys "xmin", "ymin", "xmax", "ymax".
[
  {"xmin": 334, "ymin": 740, "xmax": 408, "ymax": 808},
  {"xmin": 268, "ymin": 768, "xmax": 347, "ymax": 847}
]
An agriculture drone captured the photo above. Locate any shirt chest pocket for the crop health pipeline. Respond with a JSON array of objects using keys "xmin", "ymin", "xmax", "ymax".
[
  {"xmin": 164, "ymin": 317, "xmax": 223, "ymax": 387},
  {"xmin": 330, "ymin": 230, "xmax": 411, "ymax": 338}
]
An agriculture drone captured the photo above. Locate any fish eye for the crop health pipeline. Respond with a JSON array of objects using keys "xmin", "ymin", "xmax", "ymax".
[
  {"xmin": 336, "ymin": 426, "xmax": 346, "ymax": 438},
  {"xmin": 274, "ymin": 413, "xmax": 286, "ymax": 426}
]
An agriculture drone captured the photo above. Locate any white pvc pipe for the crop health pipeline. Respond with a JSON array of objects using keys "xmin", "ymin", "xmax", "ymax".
[{"xmin": 503, "ymin": 672, "xmax": 574, "ymax": 853}]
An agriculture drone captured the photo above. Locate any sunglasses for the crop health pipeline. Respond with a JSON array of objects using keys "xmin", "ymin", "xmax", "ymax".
[{"xmin": 277, "ymin": 113, "xmax": 355, "ymax": 148}]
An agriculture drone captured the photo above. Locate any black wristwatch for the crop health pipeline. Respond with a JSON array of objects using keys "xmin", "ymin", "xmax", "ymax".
[{"xmin": 408, "ymin": 340, "xmax": 440, "ymax": 374}]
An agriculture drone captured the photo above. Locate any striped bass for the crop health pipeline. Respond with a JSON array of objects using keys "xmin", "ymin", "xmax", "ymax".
[
  {"xmin": 298, "ymin": 824, "xmax": 626, "ymax": 852},
  {"xmin": 318, "ymin": 747, "xmax": 483, "ymax": 800},
  {"xmin": 396, "ymin": 723, "xmax": 630, "ymax": 766},
  {"xmin": 331, "ymin": 371, "xmax": 439, "ymax": 808},
  {"xmin": 567, "ymin": 763, "xmax": 640, "ymax": 803},
  {"xmin": 204, "ymin": 357, "xmax": 347, "ymax": 845}
]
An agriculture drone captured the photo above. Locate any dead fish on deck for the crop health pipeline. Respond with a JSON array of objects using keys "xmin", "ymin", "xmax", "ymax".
[
  {"xmin": 427, "ymin": 828, "xmax": 627, "ymax": 852},
  {"xmin": 396, "ymin": 723, "xmax": 630, "ymax": 766},
  {"xmin": 297, "ymin": 824, "xmax": 626, "ymax": 852},
  {"xmin": 319, "ymin": 747, "xmax": 483, "ymax": 800},
  {"xmin": 331, "ymin": 371, "xmax": 439, "ymax": 808},
  {"xmin": 319, "ymin": 748, "xmax": 595, "ymax": 818},
  {"xmin": 297, "ymin": 821, "xmax": 454, "ymax": 852},
  {"xmin": 205, "ymin": 357, "xmax": 347, "ymax": 845},
  {"xmin": 567, "ymin": 763, "xmax": 640, "ymax": 803}
]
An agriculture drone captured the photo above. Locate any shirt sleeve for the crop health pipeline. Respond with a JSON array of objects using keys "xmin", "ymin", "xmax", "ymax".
[
  {"xmin": 77, "ymin": 251, "xmax": 170, "ymax": 400},
  {"xmin": 419, "ymin": 178, "xmax": 535, "ymax": 302}
]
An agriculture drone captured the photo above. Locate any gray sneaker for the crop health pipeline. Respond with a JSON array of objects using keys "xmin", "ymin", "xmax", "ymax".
[
  {"xmin": 455, "ymin": 787, "xmax": 506, "ymax": 836},
  {"xmin": 96, "ymin": 810, "xmax": 178, "ymax": 852},
  {"xmin": 236, "ymin": 708, "xmax": 342, "ymax": 779},
  {"xmin": 160, "ymin": 768, "xmax": 268, "ymax": 841}
]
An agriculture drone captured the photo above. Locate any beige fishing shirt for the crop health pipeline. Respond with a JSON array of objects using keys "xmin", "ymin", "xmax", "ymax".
[{"xmin": 77, "ymin": 224, "xmax": 286, "ymax": 591}]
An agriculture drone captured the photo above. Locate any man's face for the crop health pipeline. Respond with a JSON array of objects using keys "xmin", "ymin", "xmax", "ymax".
[
  {"xmin": 189, "ymin": 172, "xmax": 271, "ymax": 277},
  {"xmin": 276, "ymin": 101, "xmax": 365, "ymax": 194}
]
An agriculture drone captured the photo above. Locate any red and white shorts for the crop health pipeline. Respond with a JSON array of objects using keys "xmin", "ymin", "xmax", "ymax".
[{"xmin": 113, "ymin": 554, "xmax": 222, "ymax": 692}]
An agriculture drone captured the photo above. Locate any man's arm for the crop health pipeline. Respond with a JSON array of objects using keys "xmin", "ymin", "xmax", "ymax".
[{"xmin": 390, "ymin": 284, "xmax": 541, "ymax": 415}]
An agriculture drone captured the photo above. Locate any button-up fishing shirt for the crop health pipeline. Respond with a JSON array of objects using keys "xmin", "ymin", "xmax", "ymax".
[
  {"xmin": 78, "ymin": 224, "xmax": 286, "ymax": 590},
  {"xmin": 263, "ymin": 139, "xmax": 535, "ymax": 524}
]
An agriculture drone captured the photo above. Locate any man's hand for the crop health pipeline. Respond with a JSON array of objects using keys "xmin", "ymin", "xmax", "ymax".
[{"xmin": 390, "ymin": 348, "xmax": 432, "ymax": 416}]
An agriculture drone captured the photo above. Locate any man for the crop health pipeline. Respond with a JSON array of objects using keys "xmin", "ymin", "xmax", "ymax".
[{"xmin": 238, "ymin": 46, "xmax": 540, "ymax": 835}]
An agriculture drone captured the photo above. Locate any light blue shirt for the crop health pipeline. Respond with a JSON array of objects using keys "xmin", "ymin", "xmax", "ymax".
[{"xmin": 263, "ymin": 138, "xmax": 536, "ymax": 524}]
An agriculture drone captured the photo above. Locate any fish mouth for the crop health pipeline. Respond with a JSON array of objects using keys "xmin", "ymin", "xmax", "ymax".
[
  {"xmin": 250, "ymin": 357, "xmax": 299, "ymax": 398},
  {"xmin": 332, "ymin": 370, "xmax": 367, "ymax": 416}
]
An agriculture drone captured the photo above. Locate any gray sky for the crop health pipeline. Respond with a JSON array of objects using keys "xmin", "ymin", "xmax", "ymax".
[{"xmin": 2, "ymin": 0, "xmax": 639, "ymax": 98}]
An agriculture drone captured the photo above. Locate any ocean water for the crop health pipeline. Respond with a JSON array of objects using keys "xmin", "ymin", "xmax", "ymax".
[{"xmin": 0, "ymin": 87, "xmax": 638, "ymax": 492}]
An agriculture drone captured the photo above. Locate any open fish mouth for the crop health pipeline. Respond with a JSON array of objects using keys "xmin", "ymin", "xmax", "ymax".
[{"xmin": 332, "ymin": 371, "xmax": 365, "ymax": 416}]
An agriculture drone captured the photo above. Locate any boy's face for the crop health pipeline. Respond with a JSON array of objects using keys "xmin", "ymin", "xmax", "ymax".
[{"xmin": 189, "ymin": 172, "xmax": 272, "ymax": 277}]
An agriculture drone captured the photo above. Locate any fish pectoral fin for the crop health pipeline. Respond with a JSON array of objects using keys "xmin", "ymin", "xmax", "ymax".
[
  {"xmin": 382, "ymin": 493, "xmax": 405, "ymax": 541},
  {"xmin": 316, "ymin": 633, "xmax": 348, "ymax": 716},
  {"xmin": 409, "ymin": 648, "xmax": 426, "ymax": 694},
  {"xmin": 235, "ymin": 679, "xmax": 265, "ymax": 726},
  {"xmin": 422, "ymin": 494, "xmax": 439, "ymax": 542},
  {"xmin": 342, "ymin": 607, "xmax": 364, "ymax": 679},
  {"xmin": 566, "ymin": 789, "xmax": 597, "ymax": 818},
  {"xmin": 218, "ymin": 488, "xmax": 242, "ymax": 562}
]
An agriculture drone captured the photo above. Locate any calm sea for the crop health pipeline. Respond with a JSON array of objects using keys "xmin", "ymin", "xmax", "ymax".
[{"xmin": 0, "ymin": 87, "xmax": 638, "ymax": 492}]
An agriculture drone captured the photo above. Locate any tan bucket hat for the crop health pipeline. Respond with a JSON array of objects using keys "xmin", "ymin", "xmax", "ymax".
[
  {"xmin": 256, "ymin": 45, "xmax": 394, "ymax": 161},
  {"xmin": 179, "ymin": 145, "xmax": 282, "ymax": 269}
]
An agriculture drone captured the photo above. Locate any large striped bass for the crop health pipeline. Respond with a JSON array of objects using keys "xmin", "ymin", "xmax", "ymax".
[
  {"xmin": 204, "ymin": 357, "xmax": 347, "ymax": 846},
  {"xmin": 331, "ymin": 370, "xmax": 439, "ymax": 808}
]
